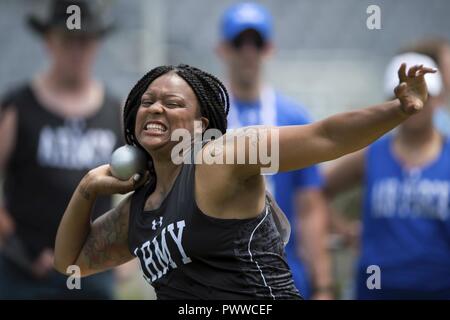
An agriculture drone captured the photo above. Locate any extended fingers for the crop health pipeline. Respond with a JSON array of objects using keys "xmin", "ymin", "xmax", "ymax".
[
  {"xmin": 407, "ymin": 64, "xmax": 421, "ymax": 78},
  {"xmin": 398, "ymin": 63, "xmax": 407, "ymax": 83},
  {"xmin": 417, "ymin": 66, "xmax": 437, "ymax": 76},
  {"xmin": 398, "ymin": 63, "xmax": 437, "ymax": 82},
  {"xmin": 407, "ymin": 64, "xmax": 438, "ymax": 78}
]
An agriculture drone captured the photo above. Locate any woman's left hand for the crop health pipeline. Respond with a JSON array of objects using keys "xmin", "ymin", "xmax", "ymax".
[{"xmin": 395, "ymin": 63, "xmax": 437, "ymax": 115}]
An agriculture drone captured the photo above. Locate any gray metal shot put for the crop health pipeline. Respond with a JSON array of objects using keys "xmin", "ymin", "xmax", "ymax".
[{"xmin": 110, "ymin": 145, "xmax": 147, "ymax": 180}]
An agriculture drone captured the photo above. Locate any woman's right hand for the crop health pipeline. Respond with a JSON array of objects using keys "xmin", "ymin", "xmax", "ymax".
[{"xmin": 82, "ymin": 164, "xmax": 149, "ymax": 198}]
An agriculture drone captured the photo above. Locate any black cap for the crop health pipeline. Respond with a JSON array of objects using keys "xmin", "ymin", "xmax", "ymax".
[{"xmin": 27, "ymin": 0, "xmax": 116, "ymax": 37}]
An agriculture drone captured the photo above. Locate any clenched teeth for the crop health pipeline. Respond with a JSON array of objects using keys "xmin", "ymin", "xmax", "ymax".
[{"xmin": 145, "ymin": 123, "xmax": 167, "ymax": 132}]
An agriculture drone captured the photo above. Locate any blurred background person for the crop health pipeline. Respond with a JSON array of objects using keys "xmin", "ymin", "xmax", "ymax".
[
  {"xmin": 216, "ymin": 2, "xmax": 334, "ymax": 299},
  {"xmin": 0, "ymin": 0, "xmax": 122, "ymax": 299},
  {"xmin": 324, "ymin": 52, "xmax": 450, "ymax": 299}
]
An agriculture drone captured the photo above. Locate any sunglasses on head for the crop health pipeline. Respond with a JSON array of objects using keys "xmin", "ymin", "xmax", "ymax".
[{"xmin": 230, "ymin": 32, "xmax": 266, "ymax": 50}]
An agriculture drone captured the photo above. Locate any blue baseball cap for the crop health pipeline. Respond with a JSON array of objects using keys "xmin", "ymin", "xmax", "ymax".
[{"xmin": 220, "ymin": 2, "xmax": 273, "ymax": 42}]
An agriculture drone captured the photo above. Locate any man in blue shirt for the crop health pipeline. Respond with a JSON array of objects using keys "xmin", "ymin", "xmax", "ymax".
[{"xmin": 216, "ymin": 2, "xmax": 333, "ymax": 299}]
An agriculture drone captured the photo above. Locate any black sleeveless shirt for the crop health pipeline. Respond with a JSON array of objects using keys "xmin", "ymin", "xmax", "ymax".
[
  {"xmin": 128, "ymin": 162, "xmax": 302, "ymax": 300},
  {"xmin": 1, "ymin": 84, "xmax": 122, "ymax": 259}
]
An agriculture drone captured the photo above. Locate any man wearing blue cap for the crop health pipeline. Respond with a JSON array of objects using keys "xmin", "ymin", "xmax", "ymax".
[{"xmin": 217, "ymin": 2, "xmax": 334, "ymax": 299}]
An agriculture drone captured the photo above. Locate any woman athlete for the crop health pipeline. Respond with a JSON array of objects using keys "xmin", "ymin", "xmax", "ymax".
[{"xmin": 54, "ymin": 63, "xmax": 435, "ymax": 299}]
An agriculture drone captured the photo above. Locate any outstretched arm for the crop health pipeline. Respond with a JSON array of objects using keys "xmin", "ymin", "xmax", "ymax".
[
  {"xmin": 203, "ymin": 64, "xmax": 435, "ymax": 179},
  {"xmin": 276, "ymin": 64, "xmax": 434, "ymax": 173}
]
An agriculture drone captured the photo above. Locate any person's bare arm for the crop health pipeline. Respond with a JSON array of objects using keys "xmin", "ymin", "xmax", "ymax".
[
  {"xmin": 296, "ymin": 189, "xmax": 334, "ymax": 299},
  {"xmin": 0, "ymin": 106, "xmax": 17, "ymax": 243},
  {"xmin": 323, "ymin": 149, "xmax": 366, "ymax": 199},
  {"xmin": 54, "ymin": 165, "xmax": 147, "ymax": 277},
  {"xmin": 198, "ymin": 64, "xmax": 433, "ymax": 219},
  {"xmin": 275, "ymin": 62, "xmax": 432, "ymax": 172},
  {"xmin": 0, "ymin": 106, "xmax": 17, "ymax": 170},
  {"xmin": 323, "ymin": 150, "xmax": 366, "ymax": 246},
  {"xmin": 203, "ymin": 64, "xmax": 433, "ymax": 179}
]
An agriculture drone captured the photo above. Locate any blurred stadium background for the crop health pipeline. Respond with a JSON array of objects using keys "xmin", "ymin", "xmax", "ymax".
[{"xmin": 1, "ymin": 0, "xmax": 449, "ymax": 299}]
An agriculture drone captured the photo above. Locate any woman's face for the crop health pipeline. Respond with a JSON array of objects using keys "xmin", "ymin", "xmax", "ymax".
[{"xmin": 134, "ymin": 72, "xmax": 208, "ymax": 155}]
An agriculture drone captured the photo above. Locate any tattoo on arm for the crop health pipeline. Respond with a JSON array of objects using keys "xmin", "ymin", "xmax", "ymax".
[{"xmin": 80, "ymin": 200, "xmax": 131, "ymax": 270}]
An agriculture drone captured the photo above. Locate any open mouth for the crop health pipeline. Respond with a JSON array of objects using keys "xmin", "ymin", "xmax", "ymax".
[{"xmin": 143, "ymin": 121, "xmax": 168, "ymax": 134}]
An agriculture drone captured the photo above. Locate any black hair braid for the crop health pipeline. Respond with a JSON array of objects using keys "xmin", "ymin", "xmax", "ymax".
[{"xmin": 175, "ymin": 65, "xmax": 229, "ymax": 133}]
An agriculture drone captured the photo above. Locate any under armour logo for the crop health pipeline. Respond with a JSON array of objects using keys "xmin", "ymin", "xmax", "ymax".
[{"xmin": 152, "ymin": 216, "xmax": 163, "ymax": 230}]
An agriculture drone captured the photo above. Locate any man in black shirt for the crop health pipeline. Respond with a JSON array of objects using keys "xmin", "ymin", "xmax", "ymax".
[{"xmin": 0, "ymin": 0, "xmax": 121, "ymax": 299}]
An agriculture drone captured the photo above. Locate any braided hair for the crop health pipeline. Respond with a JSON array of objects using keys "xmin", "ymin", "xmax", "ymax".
[{"xmin": 122, "ymin": 64, "xmax": 230, "ymax": 188}]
